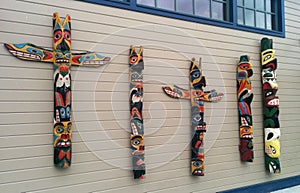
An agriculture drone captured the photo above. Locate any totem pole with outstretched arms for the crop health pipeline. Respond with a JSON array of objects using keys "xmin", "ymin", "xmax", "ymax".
[
  {"xmin": 162, "ymin": 58, "xmax": 223, "ymax": 176},
  {"xmin": 4, "ymin": 13, "xmax": 110, "ymax": 168}
]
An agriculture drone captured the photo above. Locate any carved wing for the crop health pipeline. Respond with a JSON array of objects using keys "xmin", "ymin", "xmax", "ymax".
[
  {"xmin": 202, "ymin": 89, "xmax": 224, "ymax": 102},
  {"xmin": 4, "ymin": 43, "xmax": 54, "ymax": 62},
  {"xmin": 162, "ymin": 85, "xmax": 190, "ymax": 99},
  {"xmin": 71, "ymin": 52, "xmax": 111, "ymax": 66}
]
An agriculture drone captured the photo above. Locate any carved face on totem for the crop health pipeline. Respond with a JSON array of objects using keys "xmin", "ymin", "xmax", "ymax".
[
  {"xmin": 265, "ymin": 128, "xmax": 280, "ymax": 158},
  {"xmin": 237, "ymin": 62, "xmax": 253, "ymax": 80},
  {"xmin": 129, "ymin": 46, "xmax": 144, "ymax": 70},
  {"xmin": 190, "ymin": 59, "xmax": 205, "ymax": 89},
  {"xmin": 53, "ymin": 12, "xmax": 71, "ymax": 67},
  {"xmin": 191, "ymin": 160, "xmax": 204, "ymax": 176},
  {"xmin": 262, "ymin": 49, "xmax": 275, "ymax": 65},
  {"xmin": 131, "ymin": 135, "xmax": 145, "ymax": 155},
  {"xmin": 240, "ymin": 126, "xmax": 253, "ymax": 139},
  {"xmin": 53, "ymin": 121, "xmax": 72, "ymax": 168}
]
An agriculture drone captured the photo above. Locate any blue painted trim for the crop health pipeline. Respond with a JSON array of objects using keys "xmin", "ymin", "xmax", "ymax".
[
  {"xmin": 82, "ymin": 0, "xmax": 285, "ymax": 37},
  {"xmin": 218, "ymin": 175, "xmax": 300, "ymax": 193}
]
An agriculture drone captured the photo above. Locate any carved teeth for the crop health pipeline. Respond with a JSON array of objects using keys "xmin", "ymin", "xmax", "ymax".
[
  {"xmin": 56, "ymin": 59, "xmax": 69, "ymax": 63},
  {"xmin": 83, "ymin": 60, "xmax": 109, "ymax": 65},
  {"xmin": 242, "ymin": 134, "xmax": 253, "ymax": 139},
  {"xmin": 56, "ymin": 141, "xmax": 71, "ymax": 147},
  {"xmin": 131, "ymin": 123, "xmax": 138, "ymax": 135},
  {"xmin": 165, "ymin": 89, "xmax": 180, "ymax": 98},
  {"xmin": 10, "ymin": 50, "xmax": 41, "ymax": 60}
]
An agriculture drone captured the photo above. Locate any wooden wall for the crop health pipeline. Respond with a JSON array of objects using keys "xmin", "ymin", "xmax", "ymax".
[{"xmin": 0, "ymin": 0, "xmax": 300, "ymax": 192}]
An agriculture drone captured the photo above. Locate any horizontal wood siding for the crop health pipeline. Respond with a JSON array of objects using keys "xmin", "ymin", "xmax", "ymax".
[{"xmin": 0, "ymin": 0, "xmax": 300, "ymax": 192}]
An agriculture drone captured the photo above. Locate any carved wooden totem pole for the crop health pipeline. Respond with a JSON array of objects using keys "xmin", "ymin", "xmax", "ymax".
[
  {"xmin": 237, "ymin": 55, "xmax": 254, "ymax": 162},
  {"xmin": 4, "ymin": 13, "xmax": 110, "ymax": 168},
  {"xmin": 163, "ymin": 58, "xmax": 223, "ymax": 176},
  {"xmin": 129, "ymin": 46, "xmax": 145, "ymax": 179},
  {"xmin": 261, "ymin": 37, "xmax": 281, "ymax": 173}
]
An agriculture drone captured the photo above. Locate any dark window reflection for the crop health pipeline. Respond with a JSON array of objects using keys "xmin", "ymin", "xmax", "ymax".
[
  {"xmin": 157, "ymin": 0, "xmax": 175, "ymax": 11},
  {"xmin": 212, "ymin": 1, "xmax": 226, "ymax": 20},
  {"xmin": 177, "ymin": 0, "xmax": 193, "ymax": 14},
  {"xmin": 195, "ymin": 0, "xmax": 210, "ymax": 18},
  {"xmin": 137, "ymin": 0, "xmax": 155, "ymax": 6}
]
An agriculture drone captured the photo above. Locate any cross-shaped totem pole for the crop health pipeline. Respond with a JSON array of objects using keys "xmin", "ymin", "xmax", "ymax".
[
  {"xmin": 4, "ymin": 13, "xmax": 110, "ymax": 168},
  {"xmin": 162, "ymin": 58, "xmax": 223, "ymax": 176}
]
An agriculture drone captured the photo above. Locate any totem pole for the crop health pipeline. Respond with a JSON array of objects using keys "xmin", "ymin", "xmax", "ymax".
[
  {"xmin": 4, "ymin": 13, "xmax": 110, "ymax": 168},
  {"xmin": 237, "ymin": 55, "xmax": 254, "ymax": 162},
  {"xmin": 261, "ymin": 37, "xmax": 281, "ymax": 173},
  {"xmin": 162, "ymin": 58, "xmax": 223, "ymax": 176},
  {"xmin": 129, "ymin": 46, "xmax": 145, "ymax": 179}
]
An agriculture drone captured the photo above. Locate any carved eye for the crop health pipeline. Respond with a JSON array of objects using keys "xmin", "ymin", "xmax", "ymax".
[
  {"xmin": 193, "ymin": 114, "xmax": 201, "ymax": 122},
  {"xmin": 67, "ymin": 125, "xmax": 71, "ymax": 133},
  {"xmin": 271, "ymin": 145, "xmax": 276, "ymax": 154},
  {"xmin": 56, "ymin": 53, "xmax": 62, "ymax": 58},
  {"xmin": 193, "ymin": 161, "xmax": 202, "ymax": 167},
  {"xmin": 193, "ymin": 71, "xmax": 200, "ymax": 78},
  {"xmin": 132, "ymin": 139, "xmax": 140, "ymax": 146},
  {"xmin": 64, "ymin": 31, "xmax": 71, "ymax": 41},
  {"xmin": 54, "ymin": 30, "xmax": 62, "ymax": 42},
  {"xmin": 56, "ymin": 126, "xmax": 64, "ymax": 134},
  {"xmin": 66, "ymin": 106, "xmax": 70, "ymax": 118},
  {"xmin": 130, "ymin": 56, "xmax": 138, "ymax": 64},
  {"xmin": 60, "ymin": 108, "xmax": 66, "ymax": 118}
]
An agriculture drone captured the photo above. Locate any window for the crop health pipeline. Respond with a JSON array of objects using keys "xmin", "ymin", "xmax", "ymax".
[
  {"xmin": 137, "ymin": 0, "xmax": 228, "ymax": 21},
  {"xmin": 237, "ymin": 0, "xmax": 277, "ymax": 30},
  {"xmin": 83, "ymin": 0, "xmax": 285, "ymax": 37}
]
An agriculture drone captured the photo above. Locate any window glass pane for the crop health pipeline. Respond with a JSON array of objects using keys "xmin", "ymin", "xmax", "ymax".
[
  {"xmin": 271, "ymin": 14, "xmax": 277, "ymax": 30},
  {"xmin": 211, "ymin": 1, "xmax": 226, "ymax": 20},
  {"xmin": 271, "ymin": 0, "xmax": 276, "ymax": 13},
  {"xmin": 266, "ymin": 13, "xmax": 272, "ymax": 29},
  {"xmin": 195, "ymin": 0, "xmax": 210, "ymax": 17},
  {"xmin": 177, "ymin": 0, "xmax": 193, "ymax": 14},
  {"xmin": 237, "ymin": 0, "xmax": 243, "ymax": 6},
  {"xmin": 266, "ymin": 0, "xmax": 271, "ymax": 12},
  {"xmin": 137, "ymin": 0, "xmax": 155, "ymax": 6},
  {"xmin": 245, "ymin": 0, "xmax": 254, "ymax": 8},
  {"xmin": 237, "ymin": 7, "xmax": 244, "ymax": 24},
  {"xmin": 245, "ymin": 9, "xmax": 254, "ymax": 26},
  {"xmin": 109, "ymin": 0, "xmax": 129, "ymax": 1},
  {"xmin": 157, "ymin": 0, "xmax": 175, "ymax": 11},
  {"xmin": 256, "ymin": 11, "xmax": 265, "ymax": 28},
  {"xmin": 255, "ymin": 0, "xmax": 265, "ymax": 11}
]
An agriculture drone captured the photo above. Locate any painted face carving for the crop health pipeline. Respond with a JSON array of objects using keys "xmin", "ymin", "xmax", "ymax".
[
  {"xmin": 240, "ymin": 126, "xmax": 253, "ymax": 139},
  {"xmin": 265, "ymin": 138, "xmax": 280, "ymax": 158},
  {"xmin": 129, "ymin": 46, "xmax": 144, "ymax": 70},
  {"xmin": 55, "ymin": 105, "xmax": 71, "ymax": 122},
  {"xmin": 53, "ymin": 121, "xmax": 72, "ymax": 168},
  {"xmin": 262, "ymin": 49, "xmax": 275, "ymax": 65},
  {"xmin": 54, "ymin": 122, "xmax": 72, "ymax": 147},
  {"xmin": 237, "ymin": 62, "xmax": 253, "ymax": 80},
  {"xmin": 53, "ymin": 13, "xmax": 71, "ymax": 66},
  {"xmin": 131, "ymin": 135, "xmax": 145, "ymax": 155},
  {"xmin": 130, "ymin": 71, "xmax": 143, "ymax": 83},
  {"xmin": 191, "ymin": 160, "xmax": 204, "ymax": 176},
  {"xmin": 190, "ymin": 61, "xmax": 205, "ymax": 88}
]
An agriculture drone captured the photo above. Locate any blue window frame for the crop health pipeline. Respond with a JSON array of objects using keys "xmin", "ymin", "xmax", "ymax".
[{"xmin": 82, "ymin": 0, "xmax": 285, "ymax": 37}]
